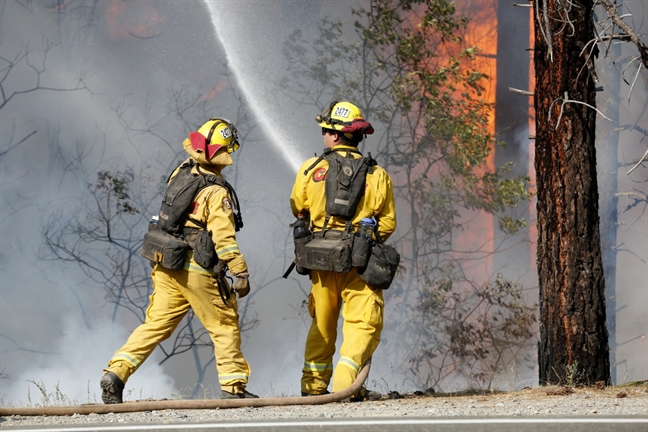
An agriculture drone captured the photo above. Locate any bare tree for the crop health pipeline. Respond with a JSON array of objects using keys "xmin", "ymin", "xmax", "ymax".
[
  {"xmin": 0, "ymin": 39, "xmax": 89, "ymax": 161},
  {"xmin": 597, "ymin": 0, "xmax": 648, "ymax": 70},
  {"xmin": 595, "ymin": 0, "xmax": 648, "ymax": 183},
  {"xmin": 0, "ymin": 6, "xmax": 91, "ymax": 377}
]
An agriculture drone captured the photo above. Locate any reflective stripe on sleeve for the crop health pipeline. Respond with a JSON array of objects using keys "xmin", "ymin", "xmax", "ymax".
[
  {"xmin": 216, "ymin": 244, "xmax": 240, "ymax": 258},
  {"xmin": 113, "ymin": 352, "xmax": 140, "ymax": 368}
]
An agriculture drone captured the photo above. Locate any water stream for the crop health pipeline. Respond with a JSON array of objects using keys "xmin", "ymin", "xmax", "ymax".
[{"xmin": 204, "ymin": 1, "xmax": 305, "ymax": 173}]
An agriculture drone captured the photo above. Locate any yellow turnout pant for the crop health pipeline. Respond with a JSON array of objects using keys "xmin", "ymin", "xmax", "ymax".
[
  {"xmin": 105, "ymin": 265, "xmax": 250, "ymax": 393},
  {"xmin": 301, "ymin": 268, "xmax": 384, "ymax": 394}
]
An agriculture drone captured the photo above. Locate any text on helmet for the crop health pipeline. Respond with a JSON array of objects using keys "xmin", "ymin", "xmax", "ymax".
[
  {"xmin": 219, "ymin": 126, "xmax": 232, "ymax": 140},
  {"xmin": 333, "ymin": 106, "xmax": 350, "ymax": 118}
]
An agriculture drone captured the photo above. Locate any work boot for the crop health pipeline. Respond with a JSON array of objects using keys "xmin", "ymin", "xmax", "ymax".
[
  {"xmin": 220, "ymin": 389, "xmax": 259, "ymax": 399},
  {"xmin": 349, "ymin": 387, "xmax": 382, "ymax": 402},
  {"xmin": 100, "ymin": 372, "xmax": 124, "ymax": 404},
  {"xmin": 301, "ymin": 390, "xmax": 330, "ymax": 397}
]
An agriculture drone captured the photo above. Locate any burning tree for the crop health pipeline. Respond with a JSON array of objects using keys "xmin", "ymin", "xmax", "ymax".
[{"xmin": 283, "ymin": 0, "xmax": 536, "ymax": 390}]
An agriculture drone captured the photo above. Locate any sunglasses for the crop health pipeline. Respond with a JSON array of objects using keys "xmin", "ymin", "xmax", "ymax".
[{"xmin": 321, "ymin": 128, "xmax": 335, "ymax": 136}]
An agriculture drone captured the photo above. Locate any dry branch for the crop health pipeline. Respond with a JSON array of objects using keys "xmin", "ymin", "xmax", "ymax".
[
  {"xmin": 626, "ymin": 148, "xmax": 648, "ymax": 175},
  {"xmin": 509, "ymin": 87, "xmax": 534, "ymax": 96},
  {"xmin": 598, "ymin": 0, "xmax": 648, "ymax": 69}
]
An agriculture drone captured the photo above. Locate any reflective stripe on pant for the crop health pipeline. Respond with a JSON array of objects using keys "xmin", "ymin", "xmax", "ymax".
[
  {"xmin": 106, "ymin": 265, "xmax": 250, "ymax": 393},
  {"xmin": 301, "ymin": 268, "xmax": 384, "ymax": 394}
]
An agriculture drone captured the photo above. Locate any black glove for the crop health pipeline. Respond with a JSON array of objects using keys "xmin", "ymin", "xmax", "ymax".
[{"xmin": 232, "ymin": 272, "xmax": 250, "ymax": 298}]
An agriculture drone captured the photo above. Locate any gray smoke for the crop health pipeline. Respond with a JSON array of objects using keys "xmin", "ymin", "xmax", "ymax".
[{"xmin": 1, "ymin": 0, "xmax": 646, "ymax": 406}]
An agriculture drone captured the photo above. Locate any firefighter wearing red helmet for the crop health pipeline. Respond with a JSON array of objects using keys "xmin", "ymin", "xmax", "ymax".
[
  {"xmin": 100, "ymin": 118, "xmax": 258, "ymax": 403},
  {"xmin": 290, "ymin": 101, "xmax": 397, "ymax": 401}
]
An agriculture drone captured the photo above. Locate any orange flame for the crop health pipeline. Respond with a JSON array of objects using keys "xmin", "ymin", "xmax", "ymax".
[
  {"xmin": 106, "ymin": 0, "xmax": 164, "ymax": 40},
  {"xmin": 452, "ymin": 0, "xmax": 498, "ymax": 283},
  {"xmin": 198, "ymin": 81, "xmax": 228, "ymax": 104}
]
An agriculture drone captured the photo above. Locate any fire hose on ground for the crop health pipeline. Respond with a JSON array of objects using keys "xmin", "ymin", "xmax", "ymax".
[{"xmin": 0, "ymin": 361, "xmax": 371, "ymax": 417}]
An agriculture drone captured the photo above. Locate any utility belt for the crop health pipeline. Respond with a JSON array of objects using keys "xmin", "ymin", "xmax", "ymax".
[{"xmin": 290, "ymin": 220, "xmax": 400, "ymax": 290}]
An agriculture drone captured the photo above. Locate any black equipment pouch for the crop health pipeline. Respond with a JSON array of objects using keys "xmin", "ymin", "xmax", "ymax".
[
  {"xmin": 159, "ymin": 159, "xmax": 243, "ymax": 235},
  {"xmin": 293, "ymin": 233, "xmax": 314, "ymax": 272},
  {"xmin": 324, "ymin": 151, "xmax": 372, "ymax": 219},
  {"xmin": 358, "ymin": 231, "xmax": 400, "ymax": 290},
  {"xmin": 191, "ymin": 229, "xmax": 217, "ymax": 270},
  {"xmin": 351, "ymin": 232, "xmax": 373, "ymax": 269},
  {"xmin": 298, "ymin": 229, "xmax": 354, "ymax": 273},
  {"xmin": 291, "ymin": 149, "xmax": 378, "ymax": 276},
  {"xmin": 145, "ymin": 159, "xmax": 242, "ymax": 273},
  {"xmin": 141, "ymin": 229, "xmax": 190, "ymax": 271}
]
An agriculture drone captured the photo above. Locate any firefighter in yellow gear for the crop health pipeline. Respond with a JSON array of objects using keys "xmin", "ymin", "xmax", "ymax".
[
  {"xmin": 290, "ymin": 101, "xmax": 397, "ymax": 400},
  {"xmin": 100, "ymin": 118, "xmax": 258, "ymax": 403}
]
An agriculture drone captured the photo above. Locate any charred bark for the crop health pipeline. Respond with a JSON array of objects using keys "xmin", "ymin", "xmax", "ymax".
[{"xmin": 533, "ymin": 0, "xmax": 610, "ymax": 385}]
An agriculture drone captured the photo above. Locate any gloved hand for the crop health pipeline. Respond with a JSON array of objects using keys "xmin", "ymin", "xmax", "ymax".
[{"xmin": 232, "ymin": 272, "xmax": 250, "ymax": 298}]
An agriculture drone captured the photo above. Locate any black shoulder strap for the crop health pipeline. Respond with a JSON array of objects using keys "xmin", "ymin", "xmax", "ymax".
[
  {"xmin": 195, "ymin": 164, "xmax": 244, "ymax": 232},
  {"xmin": 166, "ymin": 158, "xmax": 195, "ymax": 184},
  {"xmin": 365, "ymin": 152, "xmax": 377, "ymax": 174},
  {"xmin": 303, "ymin": 147, "xmax": 376, "ymax": 177},
  {"xmin": 303, "ymin": 148, "xmax": 367, "ymax": 175},
  {"xmin": 303, "ymin": 148, "xmax": 334, "ymax": 176}
]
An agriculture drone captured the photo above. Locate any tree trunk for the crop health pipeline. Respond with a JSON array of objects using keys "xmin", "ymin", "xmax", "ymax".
[{"xmin": 533, "ymin": 0, "xmax": 611, "ymax": 385}]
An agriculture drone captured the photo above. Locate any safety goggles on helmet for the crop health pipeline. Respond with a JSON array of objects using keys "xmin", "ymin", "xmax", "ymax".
[
  {"xmin": 315, "ymin": 101, "xmax": 374, "ymax": 135},
  {"xmin": 189, "ymin": 118, "xmax": 240, "ymax": 159}
]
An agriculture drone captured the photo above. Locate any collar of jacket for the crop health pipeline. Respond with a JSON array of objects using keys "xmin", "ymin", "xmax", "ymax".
[
  {"xmin": 331, "ymin": 144, "xmax": 361, "ymax": 152},
  {"xmin": 190, "ymin": 158, "xmax": 223, "ymax": 177}
]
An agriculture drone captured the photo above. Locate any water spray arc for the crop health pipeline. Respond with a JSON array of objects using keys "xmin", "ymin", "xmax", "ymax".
[{"xmin": 204, "ymin": 1, "xmax": 303, "ymax": 173}]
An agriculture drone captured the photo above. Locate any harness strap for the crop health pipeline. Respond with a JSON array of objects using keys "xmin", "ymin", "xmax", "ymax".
[
  {"xmin": 321, "ymin": 215, "xmax": 331, "ymax": 233},
  {"xmin": 304, "ymin": 148, "xmax": 333, "ymax": 176},
  {"xmin": 213, "ymin": 260, "xmax": 230, "ymax": 304},
  {"xmin": 195, "ymin": 164, "xmax": 244, "ymax": 232},
  {"xmin": 303, "ymin": 147, "xmax": 365, "ymax": 176},
  {"xmin": 282, "ymin": 261, "xmax": 296, "ymax": 279}
]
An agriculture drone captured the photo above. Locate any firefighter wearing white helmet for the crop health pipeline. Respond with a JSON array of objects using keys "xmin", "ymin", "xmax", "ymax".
[
  {"xmin": 291, "ymin": 101, "xmax": 397, "ymax": 401},
  {"xmin": 100, "ymin": 118, "xmax": 258, "ymax": 403}
]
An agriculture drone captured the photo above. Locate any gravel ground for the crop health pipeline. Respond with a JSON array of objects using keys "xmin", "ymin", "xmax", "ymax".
[{"xmin": 1, "ymin": 384, "xmax": 647, "ymax": 428}]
